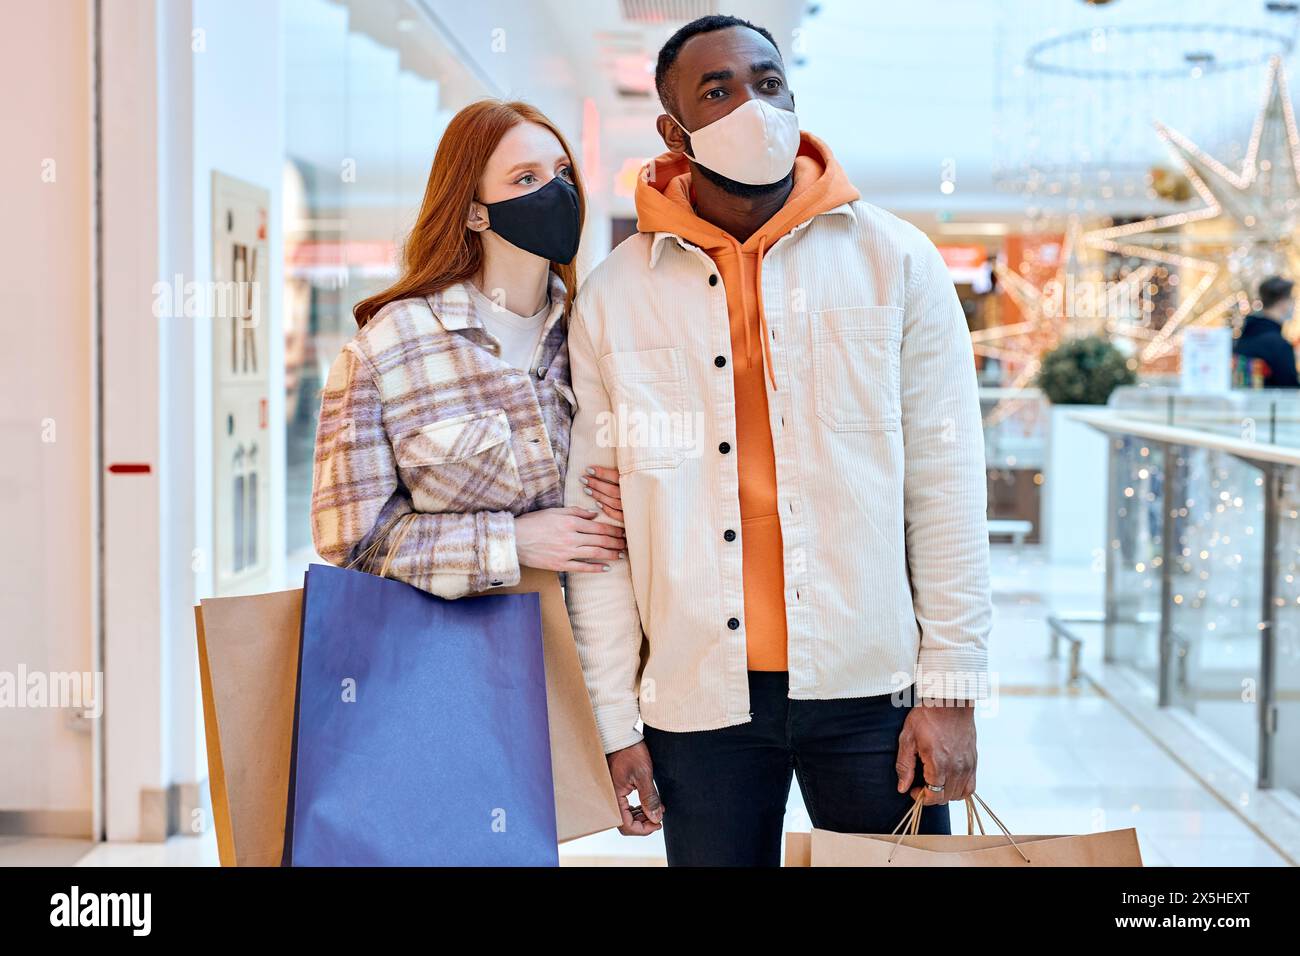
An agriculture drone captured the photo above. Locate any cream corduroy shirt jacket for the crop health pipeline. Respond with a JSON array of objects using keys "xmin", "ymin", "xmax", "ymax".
[{"xmin": 564, "ymin": 198, "xmax": 993, "ymax": 753}]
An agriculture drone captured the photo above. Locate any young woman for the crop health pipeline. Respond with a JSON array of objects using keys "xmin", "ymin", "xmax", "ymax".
[{"xmin": 311, "ymin": 100, "xmax": 623, "ymax": 597}]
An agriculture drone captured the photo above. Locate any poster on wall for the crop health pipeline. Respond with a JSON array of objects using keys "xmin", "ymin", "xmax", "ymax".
[{"xmin": 212, "ymin": 172, "xmax": 272, "ymax": 596}]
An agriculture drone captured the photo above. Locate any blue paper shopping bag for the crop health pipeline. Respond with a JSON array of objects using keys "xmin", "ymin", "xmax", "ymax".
[{"xmin": 284, "ymin": 562, "xmax": 558, "ymax": 866}]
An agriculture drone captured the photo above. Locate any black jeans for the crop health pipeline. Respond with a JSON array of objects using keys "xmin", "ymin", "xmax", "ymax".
[{"xmin": 642, "ymin": 671, "xmax": 951, "ymax": 866}]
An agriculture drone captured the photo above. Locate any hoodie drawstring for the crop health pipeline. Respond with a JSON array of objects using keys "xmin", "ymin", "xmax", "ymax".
[
  {"xmin": 740, "ymin": 246, "xmax": 754, "ymax": 376},
  {"xmin": 755, "ymin": 235, "xmax": 776, "ymax": 391}
]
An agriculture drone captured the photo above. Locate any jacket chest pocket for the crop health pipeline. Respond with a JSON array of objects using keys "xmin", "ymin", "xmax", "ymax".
[
  {"xmin": 812, "ymin": 306, "xmax": 903, "ymax": 432},
  {"xmin": 598, "ymin": 347, "xmax": 691, "ymax": 474},
  {"xmin": 393, "ymin": 409, "xmax": 523, "ymax": 513}
]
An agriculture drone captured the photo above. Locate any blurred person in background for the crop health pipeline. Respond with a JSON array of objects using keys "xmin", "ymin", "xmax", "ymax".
[
  {"xmin": 564, "ymin": 15, "xmax": 992, "ymax": 864},
  {"xmin": 311, "ymin": 100, "xmax": 625, "ymax": 599},
  {"xmin": 1234, "ymin": 275, "xmax": 1299, "ymax": 388}
]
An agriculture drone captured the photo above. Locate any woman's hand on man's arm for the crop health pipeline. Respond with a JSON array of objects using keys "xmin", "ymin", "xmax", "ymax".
[
  {"xmin": 579, "ymin": 464, "xmax": 623, "ymax": 522},
  {"xmin": 514, "ymin": 506, "xmax": 626, "ymax": 573}
]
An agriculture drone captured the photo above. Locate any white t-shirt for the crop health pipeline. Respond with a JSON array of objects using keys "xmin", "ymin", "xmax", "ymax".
[{"xmin": 467, "ymin": 283, "xmax": 550, "ymax": 371}]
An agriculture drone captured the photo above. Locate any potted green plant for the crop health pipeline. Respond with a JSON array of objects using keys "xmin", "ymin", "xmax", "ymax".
[
  {"xmin": 1036, "ymin": 334, "xmax": 1137, "ymax": 406},
  {"xmin": 1036, "ymin": 335, "xmax": 1137, "ymax": 565}
]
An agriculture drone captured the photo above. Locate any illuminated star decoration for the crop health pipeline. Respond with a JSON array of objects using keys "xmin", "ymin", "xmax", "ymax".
[
  {"xmin": 1084, "ymin": 55, "xmax": 1300, "ymax": 364},
  {"xmin": 973, "ymin": 221, "xmax": 1154, "ymax": 412}
]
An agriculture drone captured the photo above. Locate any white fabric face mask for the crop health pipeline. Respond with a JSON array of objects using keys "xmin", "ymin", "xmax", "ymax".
[{"xmin": 671, "ymin": 99, "xmax": 800, "ymax": 186}]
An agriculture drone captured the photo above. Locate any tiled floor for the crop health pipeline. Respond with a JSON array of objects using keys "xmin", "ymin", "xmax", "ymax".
[
  {"xmin": 5, "ymin": 546, "xmax": 1295, "ymax": 866},
  {"xmin": 0, "ymin": 838, "xmax": 93, "ymax": 867},
  {"xmin": 555, "ymin": 546, "xmax": 1295, "ymax": 866}
]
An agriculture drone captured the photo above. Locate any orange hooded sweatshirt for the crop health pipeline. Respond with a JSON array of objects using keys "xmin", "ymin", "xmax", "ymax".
[{"xmin": 633, "ymin": 132, "xmax": 860, "ymax": 671}]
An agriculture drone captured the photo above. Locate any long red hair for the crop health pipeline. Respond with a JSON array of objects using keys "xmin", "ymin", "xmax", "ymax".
[{"xmin": 354, "ymin": 100, "xmax": 586, "ymax": 327}]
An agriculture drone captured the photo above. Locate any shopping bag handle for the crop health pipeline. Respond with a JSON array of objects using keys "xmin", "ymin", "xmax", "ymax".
[
  {"xmin": 377, "ymin": 516, "xmax": 416, "ymax": 578},
  {"xmin": 346, "ymin": 513, "xmax": 417, "ymax": 579},
  {"xmin": 887, "ymin": 791, "xmax": 1031, "ymax": 864}
]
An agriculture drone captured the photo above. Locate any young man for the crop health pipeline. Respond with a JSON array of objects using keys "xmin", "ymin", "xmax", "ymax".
[
  {"xmin": 564, "ymin": 14, "xmax": 992, "ymax": 866},
  {"xmin": 1234, "ymin": 275, "xmax": 1299, "ymax": 388}
]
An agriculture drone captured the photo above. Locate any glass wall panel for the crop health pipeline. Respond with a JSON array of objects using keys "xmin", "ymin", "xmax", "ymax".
[
  {"xmin": 1272, "ymin": 470, "xmax": 1300, "ymax": 794},
  {"xmin": 1165, "ymin": 447, "xmax": 1266, "ymax": 759},
  {"xmin": 281, "ymin": 0, "xmax": 488, "ymax": 578},
  {"xmin": 1107, "ymin": 435, "xmax": 1166, "ymax": 681}
]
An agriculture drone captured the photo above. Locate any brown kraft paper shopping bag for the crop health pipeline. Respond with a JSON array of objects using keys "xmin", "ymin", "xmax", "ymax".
[
  {"xmin": 197, "ymin": 564, "xmax": 620, "ymax": 863},
  {"xmin": 784, "ymin": 792, "xmax": 1143, "ymax": 867},
  {"xmin": 482, "ymin": 566, "xmax": 622, "ymax": 842},
  {"xmin": 195, "ymin": 588, "xmax": 302, "ymax": 867}
]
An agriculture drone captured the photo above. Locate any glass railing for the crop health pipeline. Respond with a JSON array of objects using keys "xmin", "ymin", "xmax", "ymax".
[
  {"xmin": 980, "ymin": 387, "xmax": 1048, "ymax": 471},
  {"xmin": 980, "ymin": 388, "xmax": 1048, "ymax": 543},
  {"xmin": 1074, "ymin": 397, "xmax": 1300, "ymax": 797}
]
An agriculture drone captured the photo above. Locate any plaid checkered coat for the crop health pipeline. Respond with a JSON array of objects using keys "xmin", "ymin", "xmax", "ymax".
[{"xmin": 311, "ymin": 274, "xmax": 574, "ymax": 598}]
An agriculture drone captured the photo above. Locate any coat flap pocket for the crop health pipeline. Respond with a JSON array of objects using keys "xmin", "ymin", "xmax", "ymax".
[
  {"xmin": 395, "ymin": 410, "xmax": 512, "ymax": 467},
  {"xmin": 814, "ymin": 305, "xmax": 902, "ymax": 339},
  {"xmin": 599, "ymin": 347, "xmax": 685, "ymax": 385}
]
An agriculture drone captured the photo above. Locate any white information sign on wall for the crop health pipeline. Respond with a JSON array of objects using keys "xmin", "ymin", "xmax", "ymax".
[{"xmin": 212, "ymin": 172, "xmax": 272, "ymax": 596}]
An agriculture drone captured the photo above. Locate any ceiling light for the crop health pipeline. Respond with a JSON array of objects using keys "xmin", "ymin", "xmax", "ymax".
[{"xmin": 936, "ymin": 222, "xmax": 1011, "ymax": 236}]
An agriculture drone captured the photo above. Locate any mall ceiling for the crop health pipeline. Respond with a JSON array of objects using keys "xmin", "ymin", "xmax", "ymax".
[{"xmin": 397, "ymin": 0, "xmax": 1300, "ymax": 233}]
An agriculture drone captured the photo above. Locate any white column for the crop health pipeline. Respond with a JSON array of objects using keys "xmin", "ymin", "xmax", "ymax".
[{"xmin": 100, "ymin": 0, "xmax": 165, "ymax": 842}]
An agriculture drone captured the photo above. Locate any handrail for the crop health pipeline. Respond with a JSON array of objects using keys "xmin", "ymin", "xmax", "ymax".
[
  {"xmin": 1116, "ymin": 409, "xmax": 1300, "ymax": 427},
  {"xmin": 1070, "ymin": 409, "xmax": 1300, "ymax": 468}
]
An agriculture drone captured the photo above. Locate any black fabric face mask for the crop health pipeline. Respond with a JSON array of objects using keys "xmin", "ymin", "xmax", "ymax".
[{"xmin": 482, "ymin": 176, "xmax": 581, "ymax": 265}]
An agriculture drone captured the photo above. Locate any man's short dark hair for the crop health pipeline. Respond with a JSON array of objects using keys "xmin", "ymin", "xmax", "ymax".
[
  {"xmin": 1260, "ymin": 275, "xmax": 1294, "ymax": 310},
  {"xmin": 654, "ymin": 14, "xmax": 780, "ymax": 117}
]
